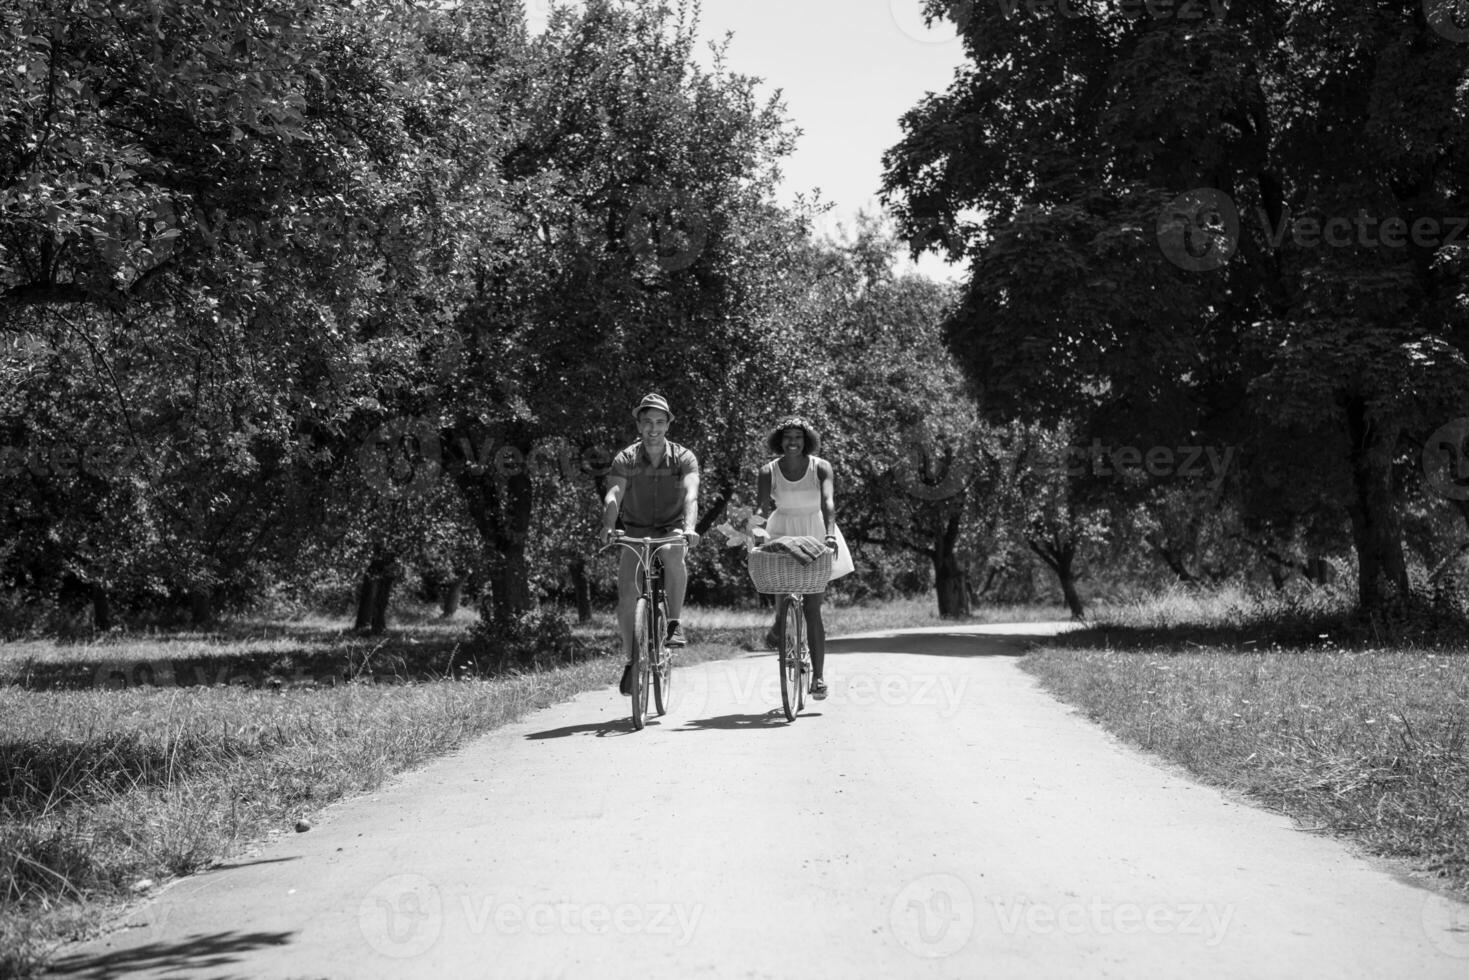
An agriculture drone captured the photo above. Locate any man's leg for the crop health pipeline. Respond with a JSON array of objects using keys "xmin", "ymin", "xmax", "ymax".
[
  {"xmin": 663, "ymin": 543, "xmax": 688, "ymax": 619},
  {"xmin": 663, "ymin": 543, "xmax": 689, "ymax": 645},
  {"xmin": 616, "ymin": 548, "xmax": 640, "ymax": 692}
]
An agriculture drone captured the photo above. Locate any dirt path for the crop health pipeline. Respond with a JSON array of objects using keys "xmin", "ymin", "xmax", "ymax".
[{"xmin": 48, "ymin": 625, "xmax": 1469, "ymax": 978}]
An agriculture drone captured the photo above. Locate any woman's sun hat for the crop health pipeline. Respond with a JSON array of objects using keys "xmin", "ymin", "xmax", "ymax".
[{"xmin": 766, "ymin": 417, "xmax": 821, "ymax": 455}]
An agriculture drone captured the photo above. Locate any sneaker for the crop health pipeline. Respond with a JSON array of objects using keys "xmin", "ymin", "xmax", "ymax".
[
  {"xmin": 666, "ymin": 621, "xmax": 686, "ymax": 647},
  {"xmin": 810, "ymin": 678, "xmax": 828, "ymax": 700},
  {"xmin": 619, "ymin": 662, "xmax": 633, "ymax": 696}
]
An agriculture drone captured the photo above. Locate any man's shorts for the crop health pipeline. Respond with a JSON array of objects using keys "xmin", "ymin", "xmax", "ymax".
[{"xmin": 618, "ymin": 524, "xmax": 685, "ymax": 542}]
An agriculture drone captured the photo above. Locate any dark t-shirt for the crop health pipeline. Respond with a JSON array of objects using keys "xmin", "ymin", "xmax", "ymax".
[{"xmin": 612, "ymin": 440, "xmax": 699, "ymax": 529}]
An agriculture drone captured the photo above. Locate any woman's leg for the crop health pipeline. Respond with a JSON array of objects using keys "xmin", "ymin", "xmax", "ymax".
[{"xmin": 804, "ymin": 590, "xmax": 826, "ymax": 680}]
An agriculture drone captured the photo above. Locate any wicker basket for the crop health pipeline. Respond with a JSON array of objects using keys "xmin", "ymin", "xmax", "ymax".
[{"xmin": 747, "ymin": 548, "xmax": 833, "ymax": 595}]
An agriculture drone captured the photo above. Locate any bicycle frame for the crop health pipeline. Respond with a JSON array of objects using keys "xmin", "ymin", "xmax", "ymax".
[
  {"xmin": 776, "ymin": 591, "xmax": 812, "ymax": 721},
  {"xmin": 764, "ymin": 542, "xmax": 834, "ymax": 721},
  {"xmin": 612, "ymin": 533, "xmax": 685, "ymax": 730}
]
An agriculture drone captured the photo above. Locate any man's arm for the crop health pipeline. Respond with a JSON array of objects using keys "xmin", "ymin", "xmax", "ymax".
[
  {"xmin": 681, "ymin": 471, "xmax": 701, "ymax": 546},
  {"xmin": 602, "ymin": 477, "xmax": 626, "ymax": 542}
]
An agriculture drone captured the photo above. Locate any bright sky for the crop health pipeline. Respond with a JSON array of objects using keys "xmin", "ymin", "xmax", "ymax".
[{"xmin": 527, "ymin": 0, "xmax": 969, "ymax": 282}]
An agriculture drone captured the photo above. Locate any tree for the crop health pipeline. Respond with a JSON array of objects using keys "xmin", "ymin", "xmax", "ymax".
[
  {"xmin": 426, "ymin": 0, "xmax": 803, "ymax": 626},
  {"xmin": 883, "ymin": 0, "xmax": 1469, "ymax": 615},
  {"xmin": 782, "ymin": 217, "xmax": 982, "ymax": 616},
  {"xmin": 0, "ymin": 0, "xmax": 527, "ymax": 623}
]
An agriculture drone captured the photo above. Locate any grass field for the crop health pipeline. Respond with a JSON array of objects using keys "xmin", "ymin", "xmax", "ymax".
[
  {"xmin": 0, "ymin": 596, "xmax": 1002, "ymax": 979},
  {"xmin": 1022, "ymin": 586, "xmax": 1469, "ymax": 898}
]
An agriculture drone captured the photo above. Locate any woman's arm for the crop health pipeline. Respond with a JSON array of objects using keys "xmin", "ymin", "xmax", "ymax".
[
  {"xmin": 754, "ymin": 461, "xmax": 774, "ymax": 517},
  {"xmin": 817, "ymin": 458, "xmax": 837, "ymax": 541},
  {"xmin": 751, "ymin": 461, "xmax": 773, "ymax": 544}
]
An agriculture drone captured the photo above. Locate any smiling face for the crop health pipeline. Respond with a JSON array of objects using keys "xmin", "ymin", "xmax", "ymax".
[
  {"xmin": 780, "ymin": 426, "xmax": 807, "ymax": 457},
  {"xmin": 638, "ymin": 409, "xmax": 671, "ymax": 448}
]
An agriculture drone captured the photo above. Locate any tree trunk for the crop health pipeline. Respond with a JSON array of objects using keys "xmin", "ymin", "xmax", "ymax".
[
  {"xmin": 1343, "ymin": 396, "xmax": 1408, "ymax": 612},
  {"xmin": 1145, "ymin": 532, "xmax": 1197, "ymax": 584},
  {"xmin": 91, "ymin": 585, "xmax": 111, "ymax": 631},
  {"xmin": 935, "ymin": 561, "xmax": 970, "ymax": 617},
  {"xmin": 450, "ymin": 425, "xmax": 535, "ymax": 628},
  {"xmin": 1028, "ymin": 535, "xmax": 1085, "ymax": 620},
  {"xmin": 933, "ymin": 512, "xmax": 970, "ymax": 617},
  {"xmin": 1305, "ymin": 556, "xmax": 1336, "ymax": 586},
  {"xmin": 189, "ymin": 588, "xmax": 213, "ymax": 626},
  {"xmin": 354, "ymin": 575, "xmax": 375, "ymax": 631},
  {"xmin": 439, "ymin": 576, "xmax": 464, "ymax": 617},
  {"xmin": 1057, "ymin": 562, "xmax": 1084, "ymax": 620},
  {"xmin": 371, "ymin": 574, "xmax": 394, "ymax": 634},
  {"xmin": 569, "ymin": 558, "xmax": 592, "ymax": 623},
  {"xmin": 355, "ymin": 547, "xmax": 398, "ymax": 634},
  {"xmin": 1267, "ymin": 561, "xmax": 1287, "ymax": 591}
]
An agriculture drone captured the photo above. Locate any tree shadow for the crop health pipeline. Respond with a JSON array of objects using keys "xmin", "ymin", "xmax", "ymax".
[
  {"xmin": 46, "ymin": 930, "xmax": 296, "ymax": 979},
  {"xmin": 10, "ymin": 634, "xmax": 481, "ymax": 692},
  {"xmin": 826, "ymin": 633, "xmax": 1031, "ymax": 658}
]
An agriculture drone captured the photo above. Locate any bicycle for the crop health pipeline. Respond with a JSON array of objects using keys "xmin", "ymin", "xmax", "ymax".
[
  {"xmin": 606, "ymin": 532, "xmax": 686, "ymax": 730},
  {"xmin": 747, "ymin": 543, "xmax": 833, "ymax": 722}
]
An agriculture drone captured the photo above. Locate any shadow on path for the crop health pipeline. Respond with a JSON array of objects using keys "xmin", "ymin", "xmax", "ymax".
[
  {"xmin": 677, "ymin": 711, "xmax": 815, "ymax": 731},
  {"xmin": 524, "ymin": 719, "xmax": 634, "ymax": 740},
  {"xmin": 827, "ymin": 633, "xmax": 1030, "ymax": 658},
  {"xmin": 208, "ymin": 856, "xmax": 301, "ymax": 872},
  {"xmin": 47, "ymin": 930, "xmax": 297, "ymax": 979}
]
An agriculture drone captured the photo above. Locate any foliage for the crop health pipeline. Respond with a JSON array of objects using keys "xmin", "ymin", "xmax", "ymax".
[
  {"xmin": 465, "ymin": 605, "xmax": 581, "ymax": 671},
  {"xmin": 883, "ymin": 0, "xmax": 1469, "ymax": 613}
]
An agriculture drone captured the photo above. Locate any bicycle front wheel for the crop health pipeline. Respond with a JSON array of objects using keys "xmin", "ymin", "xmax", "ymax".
[
  {"xmin": 652, "ymin": 600, "xmax": 671, "ymax": 716},
  {"xmin": 779, "ymin": 597, "xmax": 802, "ymax": 721},
  {"xmin": 631, "ymin": 597, "xmax": 650, "ymax": 730}
]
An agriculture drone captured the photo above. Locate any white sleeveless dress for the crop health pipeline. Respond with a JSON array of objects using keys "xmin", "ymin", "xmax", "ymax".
[{"xmin": 766, "ymin": 455, "xmax": 854, "ymax": 580}]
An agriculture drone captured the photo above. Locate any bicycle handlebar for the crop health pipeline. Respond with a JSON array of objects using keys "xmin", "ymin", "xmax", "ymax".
[
  {"xmin": 598, "ymin": 531, "xmax": 689, "ymax": 556},
  {"xmin": 614, "ymin": 533, "xmax": 687, "ymax": 545}
]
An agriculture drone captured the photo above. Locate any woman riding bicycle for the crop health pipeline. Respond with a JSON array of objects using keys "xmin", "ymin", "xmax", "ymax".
[{"xmin": 750, "ymin": 417, "xmax": 853, "ymax": 700}]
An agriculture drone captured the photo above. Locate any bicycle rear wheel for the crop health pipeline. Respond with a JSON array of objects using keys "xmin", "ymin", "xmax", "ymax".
[
  {"xmin": 652, "ymin": 599, "xmax": 671, "ymax": 716},
  {"xmin": 779, "ymin": 597, "xmax": 802, "ymax": 721},
  {"xmin": 631, "ymin": 597, "xmax": 650, "ymax": 730}
]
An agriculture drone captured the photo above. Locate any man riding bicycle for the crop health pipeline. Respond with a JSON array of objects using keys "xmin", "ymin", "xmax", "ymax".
[{"xmin": 602, "ymin": 393, "xmax": 701, "ymax": 696}]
